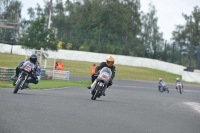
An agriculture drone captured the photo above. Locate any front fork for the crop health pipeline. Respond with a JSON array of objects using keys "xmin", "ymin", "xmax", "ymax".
[
  {"xmin": 15, "ymin": 73, "xmax": 22, "ymax": 86},
  {"xmin": 20, "ymin": 75, "xmax": 28, "ymax": 88},
  {"xmin": 15, "ymin": 72, "xmax": 28, "ymax": 88}
]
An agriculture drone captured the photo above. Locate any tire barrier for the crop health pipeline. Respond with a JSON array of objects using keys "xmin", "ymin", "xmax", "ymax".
[
  {"xmin": 0, "ymin": 67, "xmax": 46, "ymax": 81},
  {"xmin": 0, "ymin": 67, "xmax": 15, "ymax": 81}
]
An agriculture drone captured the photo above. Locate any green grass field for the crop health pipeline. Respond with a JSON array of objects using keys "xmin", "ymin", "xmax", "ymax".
[
  {"xmin": 0, "ymin": 80, "xmax": 90, "ymax": 89},
  {"xmin": 0, "ymin": 52, "xmax": 197, "ymax": 89}
]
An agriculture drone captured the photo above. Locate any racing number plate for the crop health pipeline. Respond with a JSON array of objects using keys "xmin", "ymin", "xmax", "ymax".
[
  {"xmin": 102, "ymin": 74, "xmax": 108, "ymax": 80},
  {"xmin": 25, "ymin": 65, "xmax": 32, "ymax": 72}
]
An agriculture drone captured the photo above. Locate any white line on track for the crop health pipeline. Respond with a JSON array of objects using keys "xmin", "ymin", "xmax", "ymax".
[
  {"xmin": 184, "ymin": 102, "xmax": 200, "ymax": 114},
  {"xmin": 43, "ymin": 87, "xmax": 69, "ymax": 91},
  {"xmin": 113, "ymin": 85, "xmax": 155, "ymax": 89}
]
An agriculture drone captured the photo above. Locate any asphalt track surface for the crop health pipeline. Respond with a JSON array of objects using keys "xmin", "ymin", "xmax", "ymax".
[{"xmin": 0, "ymin": 76, "xmax": 200, "ymax": 133}]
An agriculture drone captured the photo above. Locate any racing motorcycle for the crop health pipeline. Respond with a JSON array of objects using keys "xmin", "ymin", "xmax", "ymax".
[
  {"xmin": 13, "ymin": 61, "xmax": 35, "ymax": 94},
  {"xmin": 91, "ymin": 67, "xmax": 112, "ymax": 100},
  {"xmin": 176, "ymin": 82, "xmax": 183, "ymax": 94},
  {"xmin": 159, "ymin": 81, "xmax": 169, "ymax": 93}
]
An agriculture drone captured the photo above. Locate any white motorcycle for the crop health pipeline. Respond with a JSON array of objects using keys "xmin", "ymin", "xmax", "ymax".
[
  {"xmin": 91, "ymin": 67, "xmax": 112, "ymax": 100},
  {"xmin": 176, "ymin": 82, "xmax": 183, "ymax": 94}
]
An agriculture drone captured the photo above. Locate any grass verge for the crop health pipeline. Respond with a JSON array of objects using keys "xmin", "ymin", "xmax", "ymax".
[{"xmin": 0, "ymin": 80, "xmax": 91, "ymax": 89}]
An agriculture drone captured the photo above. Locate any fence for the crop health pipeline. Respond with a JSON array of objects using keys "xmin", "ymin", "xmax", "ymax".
[{"xmin": 45, "ymin": 69, "xmax": 70, "ymax": 80}]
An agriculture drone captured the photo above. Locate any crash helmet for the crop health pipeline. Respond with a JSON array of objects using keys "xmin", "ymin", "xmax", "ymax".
[
  {"xmin": 176, "ymin": 77, "xmax": 180, "ymax": 82},
  {"xmin": 106, "ymin": 55, "xmax": 115, "ymax": 67},
  {"xmin": 159, "ymin": 78, "xmax": 162, "ymax": 81},
  {"xmin": 30, "ymin": 54, "xmax": 37, "ymax": 64}
]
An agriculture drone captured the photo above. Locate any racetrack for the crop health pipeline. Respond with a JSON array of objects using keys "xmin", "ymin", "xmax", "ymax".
[{"xmin": 0, "ymin": 78, "xmax": 200, "ymax": 133}]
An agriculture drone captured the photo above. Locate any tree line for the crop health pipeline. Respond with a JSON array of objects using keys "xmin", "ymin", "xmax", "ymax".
[{"xmin": 0, "ymin": 0, "xmax": 200, "ymax": 68}]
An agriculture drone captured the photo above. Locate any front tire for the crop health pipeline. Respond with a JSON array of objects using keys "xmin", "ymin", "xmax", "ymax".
[
  {"xmin": 13, "ymin": 78, "xmax": 23, "ymax": 94},
  {"xmin": 91, "ymin": 86, "xmax": 102, "ymax": 100},
  {"xmin": 166, "ymin": 88, "xmax": 169, "ymax": 93},
  {"xmin": 179, "ymin": 87, "xmax": 182, "ymax": 94}
]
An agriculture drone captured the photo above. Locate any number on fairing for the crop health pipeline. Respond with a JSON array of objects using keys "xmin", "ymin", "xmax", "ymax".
[
  {"xmin": 102, "ymin": 74, "xmax": 108, "ymax": 80},
  {"xmin": 25, "ymin": 65, "xmax": 31, "ymax": 72}
]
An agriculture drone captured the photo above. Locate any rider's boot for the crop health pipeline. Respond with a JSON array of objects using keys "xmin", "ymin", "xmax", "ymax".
[
  {"xmin": 11, "ymin": 74, "xmax": 18, "ymax": 86},
  {"xmin": 25, "ymin": 82, "xmax": 30, "ymax": 88},
  {"xmin": 158, "ymin": 87, "xmax": 161, "ymax": 92},
  {"xmin": 87, "ymin": 80, "xmax": 96, "ymax": 93},
  {"xmin": 11, "ymin": 75, "xmax": 17, "ymax": 81},
  {"xmin": 21, "ymin": 82, "xmax": 29, "ymax": 90},
  {"xmin": 87, "ymin": 86, "xmax": 91, "ymax": 93}
]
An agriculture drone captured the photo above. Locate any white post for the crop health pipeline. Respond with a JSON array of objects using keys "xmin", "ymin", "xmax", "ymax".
[
  {"xmin": 40, "ymin": 49, "xmax": 42, "ymax": 65},
  {"xmin": 47, "ymin": 0, "xmax": 52, "ymax": 30},
  {"xmin": 45, "ymin": 0, "xmax": 52, "ymax": 69},
  {"xmin": 52, "ymin": 52, "xmax": 56, "ymax": 80},
  {"xmin": 25, "ymin": 49, "xmax": 27, "ymax": 60},
  {"xmin": 47, "ymin": 11, "xmax": 51, "ymax": 29},
  {"xmin": 44, "ymin": 59, "xmax": 47, "ymax": 69}
]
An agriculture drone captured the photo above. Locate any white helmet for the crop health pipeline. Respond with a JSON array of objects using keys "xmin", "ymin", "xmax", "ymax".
[
  {"xmin": 159, "ymin": 78, "xmax": 162, "ymax": 81},
  {"xmin": 176, "ymin": 78, "xmax": 179, "ymax": 81}
]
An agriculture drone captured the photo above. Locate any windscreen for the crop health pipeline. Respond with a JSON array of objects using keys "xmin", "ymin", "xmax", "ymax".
[{"xmin": 99, "ymin": 67, "xmax": 112, "ymax": 76}]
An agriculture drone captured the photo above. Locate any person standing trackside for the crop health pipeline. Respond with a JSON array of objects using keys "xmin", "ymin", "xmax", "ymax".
[
  {"xmin": 55, "ymin": 60, "xmax": 64, "ymax": 70},
  {"xmin": 90, "ymin": 64, "xmax": 96, "ymax": 83}
]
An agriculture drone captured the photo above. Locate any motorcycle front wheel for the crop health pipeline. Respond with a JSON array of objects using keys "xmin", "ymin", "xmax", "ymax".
[
  {"xmin": 91, "ymin": 86, "xmax": 102, "ymax": 100},
  {"xmin": 179, "ymin": 87, "xmax": 182, "ymax": 94},
  {"xmin": 166, "ymin": 88, "xmax": 169, "ymax": 93},
  {"xmin": 13, "ymin": 78, "xmax": 24, "ymax": 94}
]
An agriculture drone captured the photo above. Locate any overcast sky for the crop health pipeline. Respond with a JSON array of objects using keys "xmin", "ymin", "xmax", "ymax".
[{"xmin": 20, "ymin": 0, "xmax": 200, "ymax": 41}]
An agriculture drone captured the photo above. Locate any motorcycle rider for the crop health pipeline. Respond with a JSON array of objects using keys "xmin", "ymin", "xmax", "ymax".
[
  {"xmin": 87, "ymin": 55, "xmax": 116, "ymax": 96},
  {"xmin": 158, "ymin": 78, "xmax": 163, "ymax": 92},
  {"xmin": 11, "ymin": 54, "xmax": 41, "ymax": 88},
  {"xmin": 175, "ymin": 77, "xmax": 183, "ymax": 91}
]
